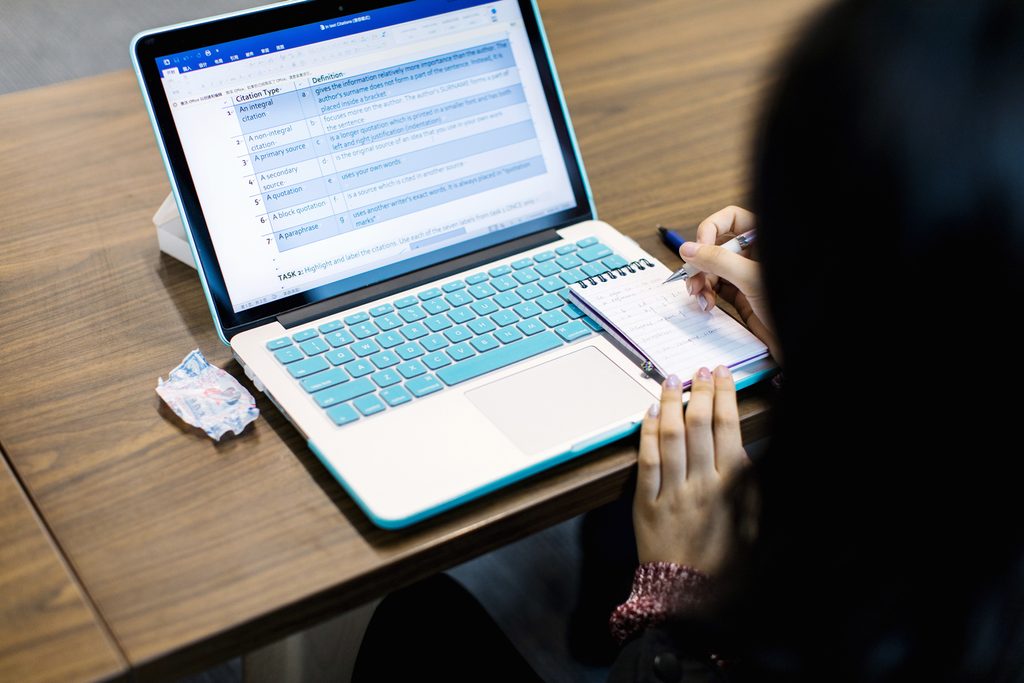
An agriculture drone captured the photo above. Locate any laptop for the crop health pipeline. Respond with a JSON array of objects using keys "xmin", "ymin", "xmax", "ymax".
[{"xmin": 132, "ymin": 0, "xmax": 773, "ymax": 528}]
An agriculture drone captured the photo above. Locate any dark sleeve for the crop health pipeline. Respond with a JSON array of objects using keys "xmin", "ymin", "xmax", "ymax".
[{"xmin": 607, "ymin": 625, "xmax": 725, "ymax": 683}]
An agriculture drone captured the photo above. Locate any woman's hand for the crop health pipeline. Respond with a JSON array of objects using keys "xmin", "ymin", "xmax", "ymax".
[
  {"xmin": 633, "ymin": 366, "xmax": 749, "ymax": 575},
  {"xmin": 683, "ymin": 206, "xmax": 780, "ymax": 361}
]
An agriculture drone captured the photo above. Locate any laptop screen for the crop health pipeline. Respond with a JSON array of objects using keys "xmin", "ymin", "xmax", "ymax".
[{"xmin": 152, "ymin": 0, "xmax": 581, "ymax": 317}]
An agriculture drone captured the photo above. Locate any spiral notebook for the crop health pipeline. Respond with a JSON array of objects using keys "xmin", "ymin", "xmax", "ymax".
[{"xmin": 567, "ymin": 258, "xmax": 770, "ymax": 386}]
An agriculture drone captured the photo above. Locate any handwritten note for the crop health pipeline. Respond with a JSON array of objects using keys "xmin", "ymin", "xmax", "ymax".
[{"xmin": 569, "ymin": 261, "xmax": 768, "ymax": 381}]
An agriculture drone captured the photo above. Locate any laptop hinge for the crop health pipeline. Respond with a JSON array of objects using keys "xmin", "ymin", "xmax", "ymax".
[{"xmin": 277, "ymin": 228, "xmax": 562, "ymax": 329}]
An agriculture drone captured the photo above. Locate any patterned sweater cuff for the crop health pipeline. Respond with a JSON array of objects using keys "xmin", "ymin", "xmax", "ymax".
[{"xmin": 608, "ymin": 562, "xmax": 712, "ymax": 644}]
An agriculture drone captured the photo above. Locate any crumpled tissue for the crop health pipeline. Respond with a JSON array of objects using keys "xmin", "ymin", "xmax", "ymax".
[{"xmin": 156, "ymin": 349, "xmax": 258, "ymax": 440}]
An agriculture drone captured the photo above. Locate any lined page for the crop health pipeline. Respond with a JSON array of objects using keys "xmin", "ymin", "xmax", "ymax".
[{"xmin": 570, "ymin": 261, "xmax": 768, "ymax": 380}]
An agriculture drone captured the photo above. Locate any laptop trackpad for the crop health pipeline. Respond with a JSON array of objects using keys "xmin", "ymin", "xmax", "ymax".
[{"xmin": 465, "ymin": 346, "xmax": 654, "ymax": 455}]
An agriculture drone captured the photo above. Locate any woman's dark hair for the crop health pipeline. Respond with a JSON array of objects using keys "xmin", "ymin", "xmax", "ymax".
[{"xmin": 716, "ymin": 0, "xmax": 1024, "ymax": 679}]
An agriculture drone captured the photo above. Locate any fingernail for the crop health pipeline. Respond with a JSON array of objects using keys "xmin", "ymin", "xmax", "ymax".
[
  {"xmin": 698, "ymin": 294, "xmax": 708, "ymax": 311},
  {"xmin": 698, "ymin": 367, "xmax": 712, "ymax": 381},
  {"xmin": 686, "ymin": 280, "xmax": 693, "ymax": 294},
  {"xmin": 715, "ymin": 365, "xmax": 731, "ymax": 378},
  {"xmin": 680, "ymin": 242, "xmax": 699, "ymax": 257},
  {"xmin": 665, "ymin": 374, "xmax": 681, "ymax": 389},
  {"xmin": 648, "ymin": 402, "xmax": 660, "ymax": 417}
]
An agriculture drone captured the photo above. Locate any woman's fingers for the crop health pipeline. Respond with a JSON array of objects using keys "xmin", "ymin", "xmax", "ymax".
[
  {"xmin": 683, "ymin": 206, "xmax": 754, "ymax": 311},
  {"xmin": 658, "ymin": 374, "xmax": 688, "ymax": 487},
  {"xmin": 636, "ymin": 402, "xmax": 662, "ymax": 503},
  {"xmin": 681, "ymin": 207, "xmax": 759, "ymax": 310},
  {"xmin": 701, "ymin": 228, "xmax": 742, "ymax": 296},
  {"xmin": 695, "ymin": 205, "xmax": 757, "ymax": 244},
  {"xmin": 680, "ymin": 242, "xmax": 760, "ymax": 295},
  {"xmin": 715, "ymin": 279, "xmax": 742, "ymax": 311},
  {"xmin": 684, "ymin": 367, "xmax": 716, "ymax": 479},
  {"xmin": 711, "ymin": 366, "xmax": 746, "ymax": 474},
  {"xmin": 686, "ymin": 276, "xmax": 717, "ymax": 313},
  {"xmin": 641, "ymin": 362, "xmax": 747, "ymax": 499},
  {"xmin": 697, "ymin": 284, "xmax": 716, "ymax": 312},
  {"xmin": 731, "ymin": 291, "xmax": 780, "ymax": 361},
  {"xmin": 686, "ymin": 272, "xmax": 705, "ymax": 298}
]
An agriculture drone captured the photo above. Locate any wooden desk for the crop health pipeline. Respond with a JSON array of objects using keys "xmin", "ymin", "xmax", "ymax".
[
  {"xmin": 0, "ymin": 452, "xmax": 126, "ymax": 682},
  {"xmin": 0, "ymin": 0, "xmax": 821, "ymax": 678}
]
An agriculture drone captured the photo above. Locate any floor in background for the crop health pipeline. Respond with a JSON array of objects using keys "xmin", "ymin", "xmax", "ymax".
[
  {"xmin": 174, "ymin": 514, "xmax": 612, "ymax": 683},
  {"xmin": 450, "ymin": 515, "xmax": 612, "ymax": 683},
  {"xmin": 0, "ymin": 0, "xmax": 254, "ymax": 95}
]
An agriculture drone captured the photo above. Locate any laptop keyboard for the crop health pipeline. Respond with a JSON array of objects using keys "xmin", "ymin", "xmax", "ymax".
[{"xmin": 265, "ymin": 237, "xmax": 630, "ymax": 426}]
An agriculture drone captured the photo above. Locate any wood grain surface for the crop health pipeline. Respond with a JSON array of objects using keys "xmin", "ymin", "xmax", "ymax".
[
  {"xmin": 0, "ymin": 452, "xmax": 126, "ymax": 682},
  {"xmin": 0, "ymin": 0, "xmax": 822, "ymax": 678}
]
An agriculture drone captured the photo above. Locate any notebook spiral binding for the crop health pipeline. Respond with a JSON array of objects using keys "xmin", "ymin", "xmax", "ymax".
[{"xmin": 577, "ymin": 258, "xmax": 655, "ymax": 288}]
